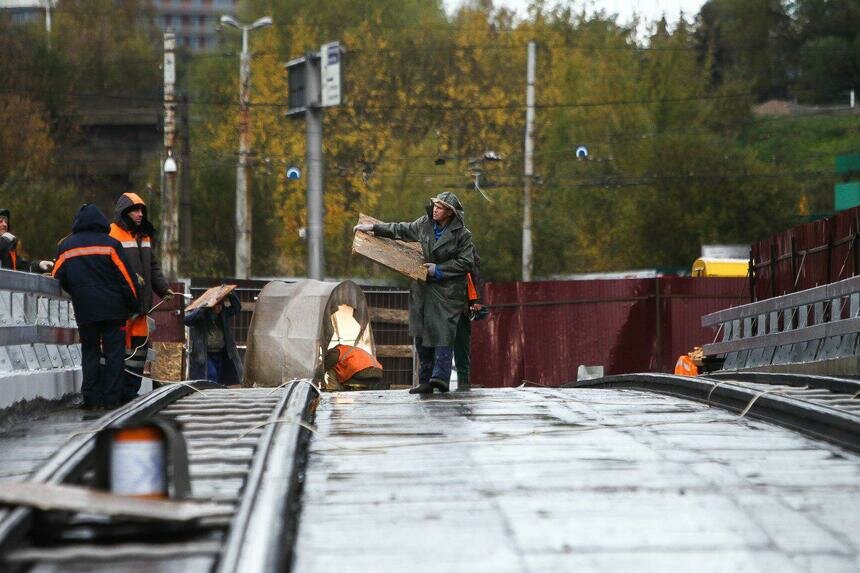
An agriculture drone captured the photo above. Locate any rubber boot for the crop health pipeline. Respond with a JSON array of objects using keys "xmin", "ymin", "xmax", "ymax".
[
  {"xmin": 429, "ymin": 378, "xmax": 449, "ymax": 393},
  {"xmin": 456, "ymin": 373, "xmax": 470, "ymax": 392},
  {"xmin": 409, "ymin": 382, "xmax": 433, "ymax": 394}
]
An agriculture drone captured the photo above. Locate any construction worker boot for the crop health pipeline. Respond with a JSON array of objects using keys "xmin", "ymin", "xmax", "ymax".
[
  {"xmin": 409, "ymin": 382, "xmax": 433, "ymax": 394},
  {"xmin": 429, "ymin": 378, "xmax": 449, "ymax": 393},
  {"xmin": 456, "ymin": 374, "xmax": 470, "ymax": 392}
]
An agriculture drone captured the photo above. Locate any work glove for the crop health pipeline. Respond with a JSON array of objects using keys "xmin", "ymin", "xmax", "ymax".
[
  {"xmin": 423, "ymin": 263, "xmax": 437, "ymax": 279},
  {"xmin": 163, "ymin": 288, "xmax": 176, "ymax": 300},
  {"xmin": 469, "ymin": 304, "xmax": 489, "ymax": 321},
  {"xmin": 353, "ymin": 223, "xmax": 374, "ymax": 235},
  {"xmin": 38, "ymin": 260, "xmax": 54, "ymax": 272},
  {"xmin": 0, "ymin": 232, "xmax": 17, "ymax": 248}
]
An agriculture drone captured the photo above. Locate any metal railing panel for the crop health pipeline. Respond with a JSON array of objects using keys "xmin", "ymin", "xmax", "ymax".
[{"xmin": 703, "ymin": 274, "xmax": 860, "ymax": 326}]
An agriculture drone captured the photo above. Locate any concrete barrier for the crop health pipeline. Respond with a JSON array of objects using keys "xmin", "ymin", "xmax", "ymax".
[{"xmin": 0, "ymin": 269, "xmax": 81, "ymax": 410}]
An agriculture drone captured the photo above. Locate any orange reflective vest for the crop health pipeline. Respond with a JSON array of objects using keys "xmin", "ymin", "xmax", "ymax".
[
  {"xmin": 331, "ymin": 345, "xmax": 382, "ymax": 383},
  {"xmin": 109, "ymin": 224, "xmax": 151, "ymax": 251},
  {"xmin": 674, "ymin": 355, "xmax": 699, "ymax": 377},
  {"xmin": 466, "ymin": 272, "xmax": 478, "ymax": 302},
  {"xmin": 9, "ymin": 250, "xmax": 16, "ymax": 271}
]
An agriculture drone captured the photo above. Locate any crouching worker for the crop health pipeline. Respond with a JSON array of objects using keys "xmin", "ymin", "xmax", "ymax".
[
  {"xmin": 185, "ymin": 292, "xmax": 243, "ymax": 386},
  {"xmin": 53, "ymin": 204, "xmax": 139, "ymax": 410},
  {"xmin": 323, "ymin": 344, "xmax": 384, "ymax": 390}
]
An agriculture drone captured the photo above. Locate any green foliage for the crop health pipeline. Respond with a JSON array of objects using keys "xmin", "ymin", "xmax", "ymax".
[
  {"xmin": 2, "ymin": 1, "xmax": 858, "ymax": 281},
  {"xmin": 0, "ymin": 176, "xmax": 79, "ymax": 261}
]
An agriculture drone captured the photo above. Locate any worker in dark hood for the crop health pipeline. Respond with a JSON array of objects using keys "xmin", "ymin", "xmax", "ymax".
[
  {"xmin": 354, "ymin": 191, "xmax": 474, "ymax": 394},
  {"xmin": 53, "ymin": 204, "xmax": 139, "ymax": 409},
  {"xmin": 0, "ymin": 208, "xmax": 54, "ymax": 273},
  {"xmin": 184, "ymin": 292, "xmax": 244, "ymax": 386},
  {"xmin": 109, "ymin": 193, "xmax": 174, "ymax": 403}
]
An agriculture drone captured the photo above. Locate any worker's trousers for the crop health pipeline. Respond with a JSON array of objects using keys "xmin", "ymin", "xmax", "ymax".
[
  {"xmin": 453, "ymin": 315, "xmax": 471, "ymax": 386},
  {"xmin": 415, "ymin": 337, "xmax": 453, "ymax": 384},
  {"xmin": 79, "ymin": 319, "xmax": 125, "ymax": 408},
  {"xmin": 121, "ymin": 335, "xmax": 148, "ymax": 404}
]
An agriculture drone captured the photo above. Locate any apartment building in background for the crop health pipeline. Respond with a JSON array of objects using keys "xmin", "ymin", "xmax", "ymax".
[{"xmin": 0, "ymin": 0, "xmax": 237, "ymax": 51}]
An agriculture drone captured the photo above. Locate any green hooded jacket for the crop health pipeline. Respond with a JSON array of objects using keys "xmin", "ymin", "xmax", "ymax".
[{"xmin": 372, "ymin": 192, "xmax": 474, "ymax": 347}]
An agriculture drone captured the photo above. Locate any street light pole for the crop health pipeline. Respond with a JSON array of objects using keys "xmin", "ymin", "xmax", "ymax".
[
  {"xmin": 221, "ymin": 15, "xmax": 272, "ymax": 279},
  {"xmin": 161, "ymin": 29, "xmax": 179, "ymax": 281},
  {"xmin": 522, "ymin": 41, "xmax": 536, "ymax": 282}
]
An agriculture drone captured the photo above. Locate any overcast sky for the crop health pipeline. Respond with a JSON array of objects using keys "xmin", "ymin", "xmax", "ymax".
[{"xmin": 444, "ymin": 0, "xmax": 707, "ymax": 29}]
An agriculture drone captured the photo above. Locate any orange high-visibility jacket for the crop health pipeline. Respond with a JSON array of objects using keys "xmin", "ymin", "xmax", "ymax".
[
  {"xmin": 674, "ymin": 354, "xmax": 699, "ymax": 377},
  {"xmin": 109, "ymin": 192, "xmax": 169, "ymax": 341},
  {"xmin": 331, "ymin": 344, "xmax": 383, "ymax": 383}
]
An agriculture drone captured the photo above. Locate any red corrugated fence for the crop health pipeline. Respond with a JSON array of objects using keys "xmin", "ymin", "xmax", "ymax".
[
  {"xmin": 752, "ymin": 206, "xmax": 860, "ymax": 301},
  {"xmin": 470, "ymin": 277, "xmax": 747, "ymax": 387}
]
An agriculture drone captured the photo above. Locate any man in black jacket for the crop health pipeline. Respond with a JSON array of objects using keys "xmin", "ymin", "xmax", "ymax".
[{"xmin": 53, "ymin": 204, "xmax": 139, "ymax": 409}]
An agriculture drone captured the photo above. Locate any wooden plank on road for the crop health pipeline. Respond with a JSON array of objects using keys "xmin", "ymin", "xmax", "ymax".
[
  {"xmin": 0, "ymin": 481, "xmax": 231, "ymax": 522},
  {"xmin": 351, "ymin": 214, "xmax": 426, "ymax": 282}
]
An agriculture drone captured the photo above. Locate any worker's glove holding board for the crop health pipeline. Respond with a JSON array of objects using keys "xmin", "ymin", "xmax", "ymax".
[
  {"xmin": 0, "ymin": 232, "xmax": 17, "ymax": 248},
  {"xmin": 353, "ymin": 223, "xmax": 374, "ymax": 235}
]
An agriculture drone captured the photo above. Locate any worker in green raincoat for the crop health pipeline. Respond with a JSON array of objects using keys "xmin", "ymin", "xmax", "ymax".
[{"xmin": 354, "ymin": 192, "xmax": 474, "ymax": 394}]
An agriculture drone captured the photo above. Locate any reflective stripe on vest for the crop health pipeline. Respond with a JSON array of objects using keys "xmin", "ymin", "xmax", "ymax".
[
  {"xmin": 52, "ymin": 245, "xmax": 138, "ymax": 298},
  {"xmin": 110, "ymin": 224, "xmax": 151, "ymax": 249},
  {"xmin": 9, "ymin": 250, "xmax": 16, "ymax": 271},
  {"xmin": 332, "ymin": 344, "xmax": 382, "ymax": 382}
]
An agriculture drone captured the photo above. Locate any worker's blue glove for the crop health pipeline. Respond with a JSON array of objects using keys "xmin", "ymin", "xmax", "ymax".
[{"xmin": 423, "ymin": 263, "xmax": 443, "ymax": 281}]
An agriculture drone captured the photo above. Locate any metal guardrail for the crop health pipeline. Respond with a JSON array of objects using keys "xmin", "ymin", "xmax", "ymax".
[
  {"xmin": 702, "ymin": 274, "xmax": 860, "ymax": 370},
  {"xmin": 0, "ymin": 269, "xmax": 81, "ymax": 408}
]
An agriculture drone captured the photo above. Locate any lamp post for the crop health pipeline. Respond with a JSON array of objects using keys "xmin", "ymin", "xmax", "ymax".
[{"xmin": 220, "ymin": 15, "xmax": 272, "ymax": 279}]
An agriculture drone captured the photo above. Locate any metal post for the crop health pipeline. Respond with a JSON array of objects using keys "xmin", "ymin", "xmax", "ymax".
[
  {"xmin": 161, "ymin": 30, "xmax": 179, "ymax": 281},
  {"xmin": 180, "ymin": 94, "xmax": 192, "ymax": 260},
  {"xmin": 221, "ymin": 15, "xmax": 271, "ymax": 278},
  {"xmin": 522, "ymin": 41, "xmax": 536, "ymax": 282},
  {"xmin": 306, "ymin": 58, "xmax": 325, "ymax": 280},
  {"xmin": 654, "ymin": 276, "xmax": 662, "ymax": 371},
  {"xmin": 235, "ymin": 28, "xmax": 252, "ymax": 279}
]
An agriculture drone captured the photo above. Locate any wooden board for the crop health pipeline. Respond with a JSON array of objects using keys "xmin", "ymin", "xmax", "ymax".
[
  {"xmin": 0, "ymin": 481, "xmax": 232, "ymax": 522},
  {"xmin": 375, "ymin": 344, "xmax": 413, "ymax": 358},
  {"xmin": 368, "ymin": 307, "xmax": 410, "ymax": 325},
  {"xmin": 185, "ymin": 284, "xmax": 237, "ymax": 311},
  {"xmin": 351, "ymin": 214, "xmax": 426, "ymax": 282}
]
